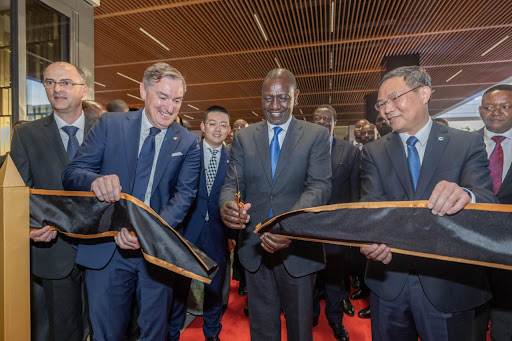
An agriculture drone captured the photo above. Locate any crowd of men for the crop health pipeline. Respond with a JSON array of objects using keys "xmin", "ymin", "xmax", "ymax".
[{"xmin": 2, "ymin": 60, "xmax": 512, "ymax": 341}]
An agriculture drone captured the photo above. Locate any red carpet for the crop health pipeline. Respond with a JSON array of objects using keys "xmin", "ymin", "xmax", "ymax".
[{"xmin": 180, "ymin": 280, "xmax": 372, "ymax": 340}]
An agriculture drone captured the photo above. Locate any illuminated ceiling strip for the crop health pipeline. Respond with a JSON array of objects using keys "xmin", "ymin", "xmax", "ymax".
[
  {"xmin": 139, "ymin": 27, "xmax": 170, "ymax": 51},
  {"xmin": 330, "ymin": 51, "xmax": 333, "ymax": 69},
  {"xmin": 481, "ymin": 35, "xmax": 509, "ymax": 56},
  {"xmin": 117, "ymin": 72, "xmax": 140, "ymax": 84},
  {"xmin": 303, "ymin": 117, "xmax": 307, "ymax": 121},
  {"xmin": 330, "ymin": 1, "xmax": 335, "ymax": 33},
  {"xmin": 183, "ymin": 114, "xmax": 194, "ymax": 119},
  {"xmin": 445, "ymin": 70, "xmax": 463, "ymax": 83},
  {"xmin": 274, "ymin": 57, "xmax": 281, "ymax": 68},
  {"xmin": 127, "ymin": 93, "xmax": 143, "ymax": 101},
  {"xmin": 94, "ymin": 81, "xmax": 106, "ymax": 87},
  {"xmin": 251, "ymin": 111, "xmax": 259, "ymax": 116},
  {"xmin": 187, "ymin": 104, "xmax": 200, "ymax": 111},
  {"xmin": 254, "ymin": 14, "xmax": 268, "ymax": 41},
  {"xmin": 299, "ymin": 109, "xmax": 304, "ymax": 115}
]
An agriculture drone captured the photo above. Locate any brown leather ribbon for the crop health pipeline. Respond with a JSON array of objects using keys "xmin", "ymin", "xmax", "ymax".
[
  {"xmin": 29, "ymin": 189, "xmax": 218, "ymax": 283},
  {"xmin": 255, "ymin": 201, "xmax": 512, "ymax": 271}
]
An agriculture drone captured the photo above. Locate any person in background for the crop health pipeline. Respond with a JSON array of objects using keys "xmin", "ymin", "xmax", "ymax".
[
  {"xmin": 82, "ymin": 99, "xmax": 105, "ymax": 118},
  {"xmin": 433, "ymin": 117, "xmax": 449, "ymax": 127},
  {"xmin": 106, "ymin": 99, "xmax": 129, "ymax": 113},
  {"xmin": 353, "ymin": 119, "xmax": 369, "ymax": 150},
  {"xmin": 376, "ymin": 115, "xmax": 392, "ymax": 136},
  {"xmin": 360, "ymin": 123, "xmax": 377, "ymax": 145}
]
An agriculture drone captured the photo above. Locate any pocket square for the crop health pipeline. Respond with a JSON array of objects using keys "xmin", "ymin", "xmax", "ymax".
[{"xmin": 172, "ymin": 152, "xmax": 183, "ymax": 157}]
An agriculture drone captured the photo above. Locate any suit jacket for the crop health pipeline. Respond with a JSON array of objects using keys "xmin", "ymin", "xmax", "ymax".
[
  {"xmin": 360, "ymin": 122, "xmax": 497, "ymax": 313},
  {"xmin": 179, "ymin": 143, "xmax": 232, "ymax": 257},
  {"xmin": 61, "ymin": 110, "xmax": 201, "ymax": 269},
  {"xmin": 10, "ymin": 113, "xmax": 97, "ymax": 279},
  {"xmin": 219, "ymin": 117, "xmax": 332, "ymax": 277},
  {"xmin": 330, "ymin": 137, "xmax": 360, "ymax": 204}
]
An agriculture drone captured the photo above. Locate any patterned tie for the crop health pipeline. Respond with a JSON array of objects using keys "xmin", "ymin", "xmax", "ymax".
[
  {"xmin": 407, "ymin": 136, "xmax": 421, "ymax": 191},
  {"xmin": 206, "ymin": 148, "xmax": 219, "ymax": 195},
  {"xmin": 269, "ymin": 126, "xmax": 283, "ymax": 218},
  {"xmin": 61, "ymin": 126, "xmax": 80, "ymax": 160},
  {"xmin": 489, "ymin": 135, "xmax": 506, "ymax": 195},
  {"xmin": 132, "ymin": 127, "xmax": 161, "ymax": 201}
]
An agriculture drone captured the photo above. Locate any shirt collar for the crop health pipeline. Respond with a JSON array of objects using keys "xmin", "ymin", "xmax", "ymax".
[
  {"xmin": 267, "ymin": 115, "xmax": 293, "ymax": 136},
  {"xmin": 54, "ymin": 111, "xmax": 85, "ymax": 130},
  {"xmin": 203, "ymin": 139, "xmax": 223, "ymax": 152},
  {"xmin": 141, "ymin": 108, "xmax": 168, "ymax": 134},
  {"xmin": 484, "ymin": 127, "xmax": 512, "ymax": 141},
  {"xmin": 399, "ymin": 118, "xmax": 433, "ymax": 147}
]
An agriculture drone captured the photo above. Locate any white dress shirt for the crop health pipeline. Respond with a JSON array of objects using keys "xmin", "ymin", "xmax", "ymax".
[
  {"xmin": 138, "ymin": 109, "xmax": 168, "ymax": 205},
  {"xmin": 203, "ymin": 139, "xmax": 222, "ymax": 170},
  {"xmin": 483, "ymin": 127, "xmax": 512, "ymax": 181},
  {"xmin": 267, "ymin": 115, "xmax": 293, "ymax": 148},
  {"xmin": 54, "ymin": 111, "xmax": 85, "ymax": 147}
]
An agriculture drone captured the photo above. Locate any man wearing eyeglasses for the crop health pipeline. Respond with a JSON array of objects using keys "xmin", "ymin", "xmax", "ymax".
[
  {"xmin": 360, "ymin": 65, "xmax": 496, "ymax": 340},
  {"xmin": 10, "ymin": 61, "xmax": 97, "ymax": 341},
  {"xmin": 171, "ymin": 106, "xmax": 233, "ymax": 341}
]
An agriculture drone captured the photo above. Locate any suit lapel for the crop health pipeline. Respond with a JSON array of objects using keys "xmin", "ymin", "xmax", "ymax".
[
  {"xmin": 273, "ymin": 118, "xmax": 303, "ymax": 185},
  {"xmin": 210, "ymin": 145, "xmax": 229, "ymax": 196},
  {"xmin": 385, "ymin": 132, "xmax": 414, "ymax": 199},
  {"xmin": 331, "ymin": 137, "xmax": 344, "ymax": 173},
  {"xmin": 151, "ymin": 122, "xmax": 181, "ymax": 194},
  {"xmin": 42, "ymin": 114, "xmax": 68, "ymax": 166},
  {"xmin": 414, "ymin": 124, "xmax": 449, "ymax": 199},
  {"xmin": 254, "ymin": 122, "xmax": 272, "ymax": 186},
  {"xmin": 122, "ymin": 110, "xmax": 143, "ymax": 194}
]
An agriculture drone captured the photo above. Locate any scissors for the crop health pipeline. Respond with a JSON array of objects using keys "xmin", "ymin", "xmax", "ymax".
[{"xmin": 234, "ymin": 166, "xmax": 244, "ymax": 225}]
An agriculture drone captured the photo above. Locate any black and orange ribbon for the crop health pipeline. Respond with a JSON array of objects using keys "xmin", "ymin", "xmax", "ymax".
[{"xmin": 255, "ymin": 201, "xmax": 512, "ymax": 271}]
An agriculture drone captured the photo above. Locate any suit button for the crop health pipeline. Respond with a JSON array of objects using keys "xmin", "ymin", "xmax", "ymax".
[
  {"xmin": 270, "ymin": 195, "xmax": 275, "ymax": 200},
  {"xmin": 207, "ymin": 199, "xmax": 210, "ymax": 203}
]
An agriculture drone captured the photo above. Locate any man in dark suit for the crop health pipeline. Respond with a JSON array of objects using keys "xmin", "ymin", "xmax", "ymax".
[
  {"xmin": 472, "ymin": 84, "xmax": 512, "ymax": 340},
  {"xmin": 360, "ymin": 66, "xmax": 496, "ymax": 340},
  {"xmin": 10, "ymin": 61, "xmax": 96, "ymax": 341},
  {"xmin": 62, "ymin": 62, "xmax": 200, "ymax": 341},
  {"xmin": 219, "ymin": 68, "xmax": 332, "ymax": 341},
  {"xmin": 312, "ymin": 105, "xmax": 360, "ymax": 341},
  {"xmin": 173, "ymin": 106, "xmax": 232, "ymax": 341}
]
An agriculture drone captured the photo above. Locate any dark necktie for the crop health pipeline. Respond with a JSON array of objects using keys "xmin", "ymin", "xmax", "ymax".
[
  {"xmin": 489, "ymin": 135, "xmax": 506, "ymax": 195},
  {"xmin": 269, "ymin": 126, "xmax": 283, "ymax": 218},
  {"xmin": 61, "ymin": 126, "xmax": 80, "ymax": 160},
  {"xmin": 132, "ymin": 127, "xmax": 161, "ymax": 201},
  {"xmin": 407, "ymin": 136, "xmax": 421, "ymax": 191}
]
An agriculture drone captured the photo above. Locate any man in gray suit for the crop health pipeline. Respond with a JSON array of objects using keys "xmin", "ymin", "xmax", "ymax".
[
  {"xmin": 220, "ymin": 68, "xmax": 331, "ymax": 341},
  {"xmin": 10, "ymin": 62, "xmax": 96, "ymax": 341},
  {"xmin": 360, "ymin": 66, "xmax": 496, "ymax": 340}
]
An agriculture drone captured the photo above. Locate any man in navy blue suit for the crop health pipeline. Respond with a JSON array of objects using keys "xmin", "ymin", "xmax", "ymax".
[
  {"xmin": 173, "ymin": 106, "xmax": 233, "ymax": 341},
  {"xmin": 62, "ymin": 62, "xmax": 200, "ymax": 341},
  {"xmin": 360, "ymin": 66, "xmax": 496, "ymax": 341}
]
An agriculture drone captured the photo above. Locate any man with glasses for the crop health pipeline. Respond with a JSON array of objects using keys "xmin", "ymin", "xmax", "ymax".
[
  {"xmin": 62, "ymin": 62, "xmax": 200, "ymax": 341},
  {"xmin": 172, "ymin": 106, "xmax": 233, "ymax": 341},
  {"xmin": 10, "ymin": 61, "xmax": 96, "ymax": 341},
  {"xmin": 360, "ymin": 66, "xmax": 496, "ymax": 340}
]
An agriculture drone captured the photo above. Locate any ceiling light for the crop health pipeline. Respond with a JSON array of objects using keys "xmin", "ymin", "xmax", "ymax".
[
  {"xmin": 299, "ymin": 109, "xmax": 304, "ymax": 115},
  {"xmin": 329, "ymin": 78, "xmax": 332, "ymax": 90},
  {"xmin": 251, "ymin": 111, "xmax": 259, "ymax": 116},
  {"xmin": 303, "ymin": 117, "xmax": 307, "ymax": 121},
  {"xmin": 183, "ymin": 114, "xmax": 194, "ymax": 120},
  {"xmin": 127, "ymin": 93, "xmax": 143, "ymax": 101},
  {"xmin": 330, "ymin": 1, "xmax": 335, "ymax": 33},
  {"xmin": 117, "ymin": 72, "xmax": 140, "ymax": 84},
  {"xmin": 330, "ymin": 51, "xmax": 333, "ymax": 69},
  {"xmin": 274, "ymin": 57, "xmax": 281, "ymax": 68},
  {"xmin": 445, "ymin": 70, "xmax": 462, "ymax": 83},
  {"xmin": 94, "ymin": 81, "xmax": 106, "ymax": 87},
  {"xmin": 329, "ymin": 95, "xmax": 332, "ymax": 104},
  {"xmin": 253, "ymin": 14, "xmax": 268, "ymax": 41},
  {"xmin": 481, "ymin": 35, "xmax": 509, "ymax": 57},
  {"xmin": 187, "ymin": 104, "xmax": 200, "ymax": 111},
  {"xmin": 139, "ymin": 28, "xmax": 170, "ymax": 51}
]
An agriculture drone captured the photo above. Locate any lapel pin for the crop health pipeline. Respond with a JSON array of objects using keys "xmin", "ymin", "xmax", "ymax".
[
  {"xmin": 438, "ymin": 137, "xmax": 444, "ymax": 141},
  {"xmin": 173, "ymin": 137, "xmax": 178, "ymax": 140}
]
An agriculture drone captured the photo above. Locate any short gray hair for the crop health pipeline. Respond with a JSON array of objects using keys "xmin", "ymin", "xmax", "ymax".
[
  {"xmin": 378, "ymin": 65, "xmax": 431, "ymax": 90},
  {"xmin": 263, "ymin": 68, "xmax": 297, "ymax": 91},
  {"xmin": 142, "ymin": 62, "xmax": 186, "ymax": 92}
]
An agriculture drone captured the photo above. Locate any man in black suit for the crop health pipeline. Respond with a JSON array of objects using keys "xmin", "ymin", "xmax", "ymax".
[
  {"xmin": 10, "ymin": 61, "xmax": 96, "ymax": 341},
  {"xmin": 312, "ymin": 105, "xmax": 360, "ymax": 341},
  {"xmin": 219, "ymin": 68, "xmax": 331, "ymax": 341},
  {"xmin": 472, "ymin": 84, "xmax": 512, "ymax": 340},
  {"xmin": 360, "ymin": 66, "xmax": 496, "ymax": 340}
]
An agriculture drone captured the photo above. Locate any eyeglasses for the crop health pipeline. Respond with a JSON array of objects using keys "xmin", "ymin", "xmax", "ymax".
[
  {"xmin": 374, "ymin": 85, "xmax": 423, "ymax": 111},
  {"xmin": 42, "ymin": 80, "xmax": 85, "ymax": 90},
  {"xmin": 205, "ymin": 121, "xmax": 230, "ymax": 130}
]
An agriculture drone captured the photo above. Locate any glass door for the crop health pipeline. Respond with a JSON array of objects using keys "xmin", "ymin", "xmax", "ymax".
[{"xmin": 0, "ymin": 0, "xmax": 11, "ymax": 154}]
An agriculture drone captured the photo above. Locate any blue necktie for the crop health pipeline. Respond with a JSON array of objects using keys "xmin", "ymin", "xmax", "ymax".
[
  {"xmin": 61, "ymin": 125, "xmax": 80, "ymax": 160},
  {"xmin": 269, "ymin": 126, "xmax": 283, "ymax": 218},
  {"xmin": 132, "ymin": 127, "xmax": 161, "ymax": 201},
  {"xmin": 407, "ymin": 136, "xmax": 421, "ymax": 191}
]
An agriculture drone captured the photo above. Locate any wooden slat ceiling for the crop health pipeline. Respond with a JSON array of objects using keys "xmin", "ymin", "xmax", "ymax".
[{"xmin": 93, "ymin": 0, "xmax": 512, "ymax": 129}]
